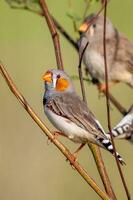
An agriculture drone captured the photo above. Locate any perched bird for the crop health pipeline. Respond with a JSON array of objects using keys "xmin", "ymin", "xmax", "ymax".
[
  {"xmin": 42, "ymin": 69, "xmax": 125, "ymax": 164},
  {"xmin": 112, "ymin": 105, "xmax": 133, "ymax": 142},
  {"xmin": 78, "ymin": 14, "xmax": 133, "ymax": 91}
]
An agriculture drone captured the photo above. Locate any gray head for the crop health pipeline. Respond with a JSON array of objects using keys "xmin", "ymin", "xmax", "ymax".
[
  {"xmin": 42, "ymin": 69, "xmax": 75, "ymax": 97},
  {"xmin": 79, "ymin": 13, "xmax": 115, "ymax": 43}
]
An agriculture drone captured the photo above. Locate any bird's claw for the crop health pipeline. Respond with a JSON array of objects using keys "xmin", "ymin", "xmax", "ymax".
[{"xmin": 97, "ymin": 83, "xmax": 107, "ymax": 93}]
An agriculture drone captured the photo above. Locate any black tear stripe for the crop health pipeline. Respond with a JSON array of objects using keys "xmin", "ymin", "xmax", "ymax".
[{"xmin": 43, "ymin": 97, "xmax": 47, "ymax": 105}]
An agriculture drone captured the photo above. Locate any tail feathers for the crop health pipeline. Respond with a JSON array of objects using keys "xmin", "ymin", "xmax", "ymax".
[
  {"xmin": 98, "ymin": 137, "xmax": 126, "ymax": 165},
  {"xmin": 112, "ymin": 124, "xmax": 131, "ymax": 138}
]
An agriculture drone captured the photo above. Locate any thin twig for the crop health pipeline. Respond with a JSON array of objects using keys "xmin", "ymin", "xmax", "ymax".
[
  {"xmin": 85, "ymin": 0, "xmax": 107, "ymax": 32},
  {"xmin": 78, "ymin": 42, "xmax": 89, "ymax": 103},
  {"xmin": 9, "ymin": 5, "xmax": 79, "ymax": 51},
  {"xmin": 39, "ymin": 0, "xmax": 63, "ymax": 70},
  {"xmin": 7, "ymin": 2, "xmax": 127, "ymax": 115},
  {"xmin": 103, "ymin": 91, "xmax": 127, "ymax": 115},
  {"xmin": 89, "ymin": 144, "xmax": 117, "ymax": 200},
  {"xmin": 78, "ymin": 42, "xmax": 117, "ymax": 200},
  {"xmin": 0, "ymin": 62, "xmax": 110, "ymax": 200},
  {"xmin": 38, "ymin": 1, "xmax": 116, "ymax": 198},
  {"xmin": 82, "ymin": 0, "xmax": 90, "ymax": 20},
  {"xmin": 103, "ymin": 1, "xmax": 131, "ymax": 200},
  {"xmin": 82, "ymin": 0, "xmax": 127, "ymax": 115},
  {"xmin": 53, "ymin": 17, "xmax": 78, "ymax": 50}
]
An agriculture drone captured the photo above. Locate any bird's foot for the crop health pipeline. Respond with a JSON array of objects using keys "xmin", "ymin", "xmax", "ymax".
[
  {"xmin": 52, "ymin": 131, "xmax": 61, "ymax": 139},
  {"xmin": 73, "ymin": 143, "xmax": 86, "ymax": 161},
  {"xmin": 47, "ymin": 131, "xmax": 65, "ymax": 145},
  {"xmin": 66, "ymin": 144, "xmax": 86, "ymax": 169},
  {"xmin": 97, "ymin": 83, "xmax": 107, "ymax": 93},
  {"xmin": 97, "ymin": 80, "xmax": 119, "ymax": 93}
]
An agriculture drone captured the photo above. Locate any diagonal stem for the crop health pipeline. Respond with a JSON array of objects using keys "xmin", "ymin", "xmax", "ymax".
[
  {"xmin": 78, "ymin": 39, "xmax": 117, "ymax": 200},
  {"xmin": 0, "ymin": 62, "xmax": 110, "ymax": 200},
  {"xmin": 39, "ymin": 1, "xmax": 116, "ymax": 198},
  {"xmin": 39, "ymin": 0, "xmax": 63, "ymax": 69},
  {"xmin": 89, "ymin": 144, "xmax": 117, "ymax": 200},
  {"xmin": 7, "ymin": 2, "xmax": 127, "ymax": 115}
]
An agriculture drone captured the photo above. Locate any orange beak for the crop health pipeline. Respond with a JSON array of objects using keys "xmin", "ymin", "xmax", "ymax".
[
  {"xmin": 42, "ymin": 71, "xmax": 52, "ymax": 83},
  {"xmin": 79, "ymin": 22, "xmax": 89, "ymax": 33}
]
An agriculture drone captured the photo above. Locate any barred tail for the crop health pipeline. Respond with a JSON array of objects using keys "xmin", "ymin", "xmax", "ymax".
[
  {"xmin": 112, "ymin": 124, "xmax": 131, "ymax": 138},
  {"xmin": 98, "ymin": 137, "xmax": 126, "ymax": 165}
]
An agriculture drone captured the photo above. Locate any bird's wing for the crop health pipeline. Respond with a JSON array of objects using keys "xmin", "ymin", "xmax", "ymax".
[
  {"xmin": 47, "ymin": 93, "xmax": 106, "ymax": 138},
  {"xmin": 117, "ymin": 33, "xmax": 133, "ymax": 73}
]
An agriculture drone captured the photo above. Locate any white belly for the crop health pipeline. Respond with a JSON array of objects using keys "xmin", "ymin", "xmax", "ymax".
[
  {"xmin": 44, "ymin": 107, "xmax": 95, "ymax": 143},
  {"xmin": 83, "ymin": 50, "xmax": 105, "ymax": 81}
]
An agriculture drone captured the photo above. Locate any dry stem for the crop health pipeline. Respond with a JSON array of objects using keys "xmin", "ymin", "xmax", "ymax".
[
  {"xmin": 102, "ymin": 1, "xmax": 131, "ymax": 200},
  {"xmin": 0, "ymin": 62, "xmax": 110, "ymax": 200},
  {"xmin": 78, "ymin": 41, "xmax": 117, "ymax": 200},
  {"xmin": 7, "ymin": 2, "xmax": 127, "ymax": 115},
  {"xmin": 39, "ymin": 0, "xmax": 63, "ymax": 69}
]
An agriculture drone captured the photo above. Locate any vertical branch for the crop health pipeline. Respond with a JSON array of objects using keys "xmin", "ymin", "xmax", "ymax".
[
  {"xmin": 34, "ymin": 1, "xmax": 115, "ymax": 197},
  {"xmin": 0, "ymin": 62, "xmax": 110, "ymax": 200},
  {"xmin": 78, "ymin": 42, "xmax": 117, "ymax": 200},
  {"xmin": 78, "ymin": 42, "xmax": 89, "ymax": 103},
  {"xmin": 103, "ymin": 1, "xmax": 131, "ymax": 200},
  {"xmin": 6, "ymin": 2, "xmax": 127, "ymax": 115},
  {"xmin": 89, "ymin": 144, "xmax": 117, "ymax": 199},
  {"xmin": 39, "ymin": 0, "xmax": 63, "ymax": 70},
  {"xmin": 37, "ymin": 0, "xmax": 116, "ymax": 197}
]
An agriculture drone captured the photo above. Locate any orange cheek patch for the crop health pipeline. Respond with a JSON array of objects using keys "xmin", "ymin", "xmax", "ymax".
[{"xmin": 56, "ymin": 78, "xmax": 69, "ymax": 91}]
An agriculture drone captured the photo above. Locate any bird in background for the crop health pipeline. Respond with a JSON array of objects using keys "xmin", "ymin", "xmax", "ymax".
[
  {"xmin": 112, "ymin": 105, "xmax": 133, "ymax": 142},
  {"xmin": 78, "ymin": 13, "xmax": 133, "ymax": 92},
  {"xmin": 42, "ymin": 69, "xmax": 125, "ymax": 165}
]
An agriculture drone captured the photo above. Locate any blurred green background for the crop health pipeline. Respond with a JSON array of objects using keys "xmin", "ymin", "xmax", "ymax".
[{"xmin": 0, "ymin": 0, "xmax": 133, "ymax": 199}]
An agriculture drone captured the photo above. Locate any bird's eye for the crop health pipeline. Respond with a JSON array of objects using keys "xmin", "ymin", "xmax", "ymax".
[
  {"xmin": 57, "ymin": 74, "xmax": 61, "ymax": 79},
  {"xmin": 92, "ymin": 24, "xmax": 96, "ymax": 28}
]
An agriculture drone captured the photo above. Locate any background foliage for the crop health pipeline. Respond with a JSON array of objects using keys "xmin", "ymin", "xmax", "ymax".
[{"xmin": 0, "ymin": 0, "xmax": 133, "ymax": 199}]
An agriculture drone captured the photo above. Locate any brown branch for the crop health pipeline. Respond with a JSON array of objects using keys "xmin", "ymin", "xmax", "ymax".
[
  {"xmin": 0, "ymin": 62, "xmax": 110, "ymax": 200},
  {"xmin": 78, "ymin": 41, "xmax": 117, "ymax": 199},
  {"xmin": 39, "ymin": 0, "xmax": 63, "ymax": 70},
  {"xmin": 53, "ymin": 17, "xmax": 78, "ymax": 51},
  {"xmin": 4, "ymin": 2, "xmax": 128, "ymax": 198},
  {"xmin": 78, "ymin": 42, "xmax": 89, "ymax": 104},
  {"xmin": 102, "ymin": 1, "xmax": 131, "ymax": 200},
  {"xmin": 103, "ymin": 91, "xmax": 127, "ymax": 115},
  {"xmin": 79, "ymin": 0, "xmax": 127, "ymax": 116},
  {"xmin": 6, "ymin": 2, "xmax": 127, "ymax": 115},
  {"xmin": 38, "ymin": 1, "xmax": 116, "ymax": 198},
  {"xmin": 89, "ymin": 144, "xmax": 117, "ymax": 200},
  {"xmin": 9, "ymin": 5, "xmax": 78, "ymax": 51},
  {"xmin": 85, "ymin": 0, "xmax": 107, "ymax": 33}
]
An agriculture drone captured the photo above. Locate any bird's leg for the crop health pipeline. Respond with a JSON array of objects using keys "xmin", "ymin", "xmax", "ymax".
[
  {"xmin": 97, "ymin": 80, "xmax": 119, "ymax": 93},
  {"xmin": 52, "ymin": 131, "xmax": 67, "ymax": 139},
  {"xmin": 97, "ymin": 83, "xmax": 106, "ymax": 93},
  {"xmin": 47, "ymin": 131, "xmax": 66, "ymax": 145},
  {"xmin": 73, "ymin": 143, "xmax": 86, "ymax": 161},
  {"xmin": 66, "ymin": 143, "xmax": 86, "ymax": 167}
]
